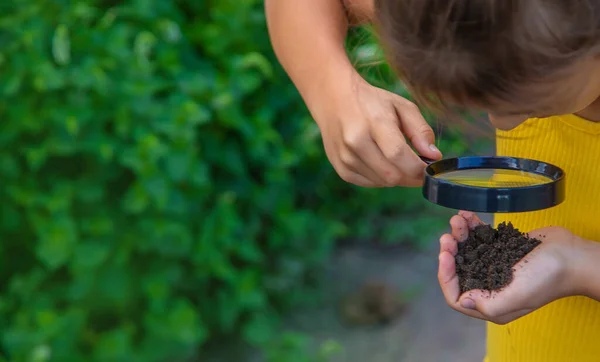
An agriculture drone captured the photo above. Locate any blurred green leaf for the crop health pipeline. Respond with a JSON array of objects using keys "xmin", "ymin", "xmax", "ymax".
[
  {"xmin": 243, "ymin": 313, "xmax": 277, "ymax": 346},
  {"xmin": 70, "ymin": 240, "xmax": 110, "ymax": 272},
  {"xmin": 52, "ymin": 24, "xmax": 70, "ymax": 66},
  {"xmin": 94, "ymin": 326, "xmax": 133, "ymax": 362},
  {"xmin": 167, "ymin": 300, "xmax": 207, "ymax": 345},
  {"xmin": 35, "ymin": 217, "xmax": 77, "ymax": 269}
]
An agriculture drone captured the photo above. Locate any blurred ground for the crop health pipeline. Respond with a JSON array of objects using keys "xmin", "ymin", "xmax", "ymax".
[
  {"xmin": 288, "ymin": 236, "xmax": 486, "ymax": 362},
  {"xmin": 202, "ymin": 215, "xmax": 491, "ymax": 362},
  {"xmin": 287, "ymin": 214, "xmax": 493, "ymax": 362}
]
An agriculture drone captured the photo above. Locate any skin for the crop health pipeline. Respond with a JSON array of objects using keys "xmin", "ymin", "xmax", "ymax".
[
  {"xmin": 486, "ymin": 59, "xmax": 600, "ymax": 129},
  {"xmin": 265, "ymin": 0, "xmax": 442, "ymax": 188},
  {"xmin": 439, "ymin": 212, "xmax": 600, "ymax": 325}
]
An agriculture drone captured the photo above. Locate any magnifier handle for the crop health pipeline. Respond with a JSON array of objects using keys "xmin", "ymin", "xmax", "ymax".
[{"xmin": 419, "ymin": 155, "xmax": 436, "ymax": 165}]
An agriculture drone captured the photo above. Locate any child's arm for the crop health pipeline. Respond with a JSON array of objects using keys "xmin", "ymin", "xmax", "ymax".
[
  {"xmin": 265, "ymin": 0, "xmax": 442, "ymax": 188},
  {"xmin": 265, "ymin": 0, "xmax": 354, "ymax": 109},
  {"xmin": 571, "ymin": 240, "xmax": 600, "ymax": 301}
]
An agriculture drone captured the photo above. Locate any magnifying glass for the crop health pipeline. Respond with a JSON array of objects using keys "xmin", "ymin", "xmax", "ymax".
[{"xmin": 419, "ymin": 156, "xmax": 565, "ymax": 213}]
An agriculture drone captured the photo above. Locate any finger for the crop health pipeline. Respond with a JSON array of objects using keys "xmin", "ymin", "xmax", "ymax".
[
  {"xmin": 453, "ymin": 290, "xmax": 489, "ymax": 320},
  {"xmin": 349, "ymin": 156, "xmax": 389, "ymax": 186},
  {"xmin": 323, "ymin": 139, "xmax": 381, "ymax": 187},
  {"xmin": 458, "ymin": 211, "xmax": 485, "ymax": 230},
  {"xmin": 450, "ymin": 215, "xmax": 470, "ymax": 242},
  {"xmin": 439, "ymin": 251, "xmax": 487, "ymax": 319},
  {"xmin": 355, "ymin": 138, "xmax": 420, "ymax": 187},
  {"xmin": 333, "ymin": 159, "xmax": 380, "ymax": 187},
  {"xmin": 337, "ymin": 147, "xmax": 388, "ymax": 186},
  {"xmin": 340, "ymin": 170, "xmax": 379, "ymax": 187},
  {"xmin": 369, "ymin": 112, "xmax": 427, "ymax": 184},
  {"xmin": 438, "ymin": 251, "xmax": 461, "ymax": 304},
  {"xmin": 338, "ymin": 125, "xmax": 400, "ymax": 186},
  {"xmin": 439, "ymin": 233, "xmax": 458, "ymax": 256},
  {"xmin": 393, "ymin": 99, "xmax": 442, "ymax": 160}
]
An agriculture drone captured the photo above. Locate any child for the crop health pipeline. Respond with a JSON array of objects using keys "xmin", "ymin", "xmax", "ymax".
[{"xmin": 267, "ymin": 0, "xmax": 600, "ymax": 361}]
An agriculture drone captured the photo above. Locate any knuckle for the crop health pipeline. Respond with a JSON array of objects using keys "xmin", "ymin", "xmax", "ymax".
[
  {"xmin": 396, "ymin": 98, "xmax": 419, "ymax": 112},
  {"xmin": 331, "ymin": 160, "xmax": 353, "ymax": 182},
  {"xmin": 384, "ymin": 173, "xmax": 404, "ymax": 186},
  {"xmin": 370, "ymin": 112, "xmax": 393, "ymax": 125},
  {"xmin": 405, "ymin": 101, "xmax": 420, "ymax": 112},
  {"xmin": 342, "ymin": 130, "xmax": 366, "ymax": 150},
  {"xmin": 445, "ymin": 298, "xmax": 458, "ymax": 311},
  {"xmin": 384, "ymin": 143, "xmax": 407, "ymax": 161},
  {"xmin": 339, "ymin": 170, "xmax": 371, "ymax": 187},
  {"xmin": 369, "ymin": 109, "xmax": 398, "ymax": 124},
  {"xmin": 339, "ymin": 171, "xmax": 354, "ymax": 183},
  {"xmin": 338, "ymin": 150, "xmax": 356, "ymax": 168},
  {"xmin": 417, "ymin": 123, "xmax": 434, "ymax": 136}
]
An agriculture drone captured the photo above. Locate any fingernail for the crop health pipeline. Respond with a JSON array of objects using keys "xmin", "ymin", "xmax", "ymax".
[
  {"xmin": 429, "ymin": 144, "xmax": 440, "ymax": 153},
  {"xmin": 461, "ymin": 298, "xmax": 476, "ymax": 310}
]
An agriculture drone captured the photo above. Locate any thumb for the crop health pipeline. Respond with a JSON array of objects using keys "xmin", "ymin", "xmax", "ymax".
[
  {"xmin": 458, "ymin": 289, "xmax": 492, "ymax": 317},
  {"xmin": 393, "ymin": 99, "xmax": 442, "ymax": 160},
  {"xmin": 460, "ymin": 289, "xmax": 491, "ymax": 308}
]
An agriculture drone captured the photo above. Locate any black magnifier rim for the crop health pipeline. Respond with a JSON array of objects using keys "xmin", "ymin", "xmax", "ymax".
[{"xmin": 422, "ymin": 156, "xmax": 565, "ymax": 213}]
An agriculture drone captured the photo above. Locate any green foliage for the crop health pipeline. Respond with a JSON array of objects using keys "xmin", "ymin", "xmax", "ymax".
[
  {"xmin": 265, "ymin": 334, "xmax": 343, "ymax": 362},
  {"xmin": 0, "ymin": 1, "xmax": 470, "ymax": 362}
]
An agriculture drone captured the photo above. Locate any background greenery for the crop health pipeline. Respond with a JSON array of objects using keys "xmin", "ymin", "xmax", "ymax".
[{"xmin": 0, "ymin": 1, "xmax": 475, "ymax": 361}]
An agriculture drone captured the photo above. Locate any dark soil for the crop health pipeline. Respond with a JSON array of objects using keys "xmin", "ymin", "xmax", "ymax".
[{"xmin": 455, "ymin": 222, "xmax": 541, "ymax": 293}]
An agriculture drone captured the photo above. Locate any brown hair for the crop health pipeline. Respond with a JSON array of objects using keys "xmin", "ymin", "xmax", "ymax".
[{"xmin": 374, "ymin": 0, "xmax": 600, "ymax": 114}]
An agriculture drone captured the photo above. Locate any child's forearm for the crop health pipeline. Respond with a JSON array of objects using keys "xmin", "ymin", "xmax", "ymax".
[
  {"xmin": 265, "ymin": 0, "xmax": 370, "ymax": 109},
  {"xmin": 572, "ymin": 238, "xmax": 600, "ymax": 301}
]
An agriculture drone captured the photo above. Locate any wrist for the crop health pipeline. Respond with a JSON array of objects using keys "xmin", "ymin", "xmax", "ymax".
[
  {"xmin": 301, "ymin": 58, "xmax": 363, "ymax": 118},
  {"xmin": 566, "ymin": 236, "xmax": 600, "ymax": 299}
]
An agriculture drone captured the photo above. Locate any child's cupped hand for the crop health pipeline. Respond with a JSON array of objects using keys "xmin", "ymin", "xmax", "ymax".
[
  {"xmin": 310, "ymin": 76, "xmax": 442, "ymax": 188},
  {"xmin": 438, "ymin": 211, "xmax": 583, "ymax": 325}
]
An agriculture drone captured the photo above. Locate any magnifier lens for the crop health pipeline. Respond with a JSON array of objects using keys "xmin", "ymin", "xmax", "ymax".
[{"xmin": 433, "ymin": 168, "xmax": 553, "ymax": 188}]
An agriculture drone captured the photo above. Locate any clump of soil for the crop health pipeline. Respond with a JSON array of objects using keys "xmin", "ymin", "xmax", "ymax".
[
  {"xmin": 455, "ymin": 222, "xmax": 542, "ymax": 293},
  {"xmin": 339, "ymin": 281, "xmax": 405, "ymax": 326}
]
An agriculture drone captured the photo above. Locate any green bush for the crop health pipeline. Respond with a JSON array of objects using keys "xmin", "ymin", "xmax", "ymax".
[{"xmin": 0, "ymin": 1, "xmax": 467, "ymax": 361}]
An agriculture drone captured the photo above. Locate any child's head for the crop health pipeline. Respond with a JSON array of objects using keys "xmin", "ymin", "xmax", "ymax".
[{"xmin": 375, "ymin": 0, "xmax": 600, "ymax": 129}]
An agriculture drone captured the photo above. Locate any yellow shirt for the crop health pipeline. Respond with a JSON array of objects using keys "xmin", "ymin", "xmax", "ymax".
[{"xmin": 485, "ymin": 114, "xmax": 600, "ymax": 362}]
